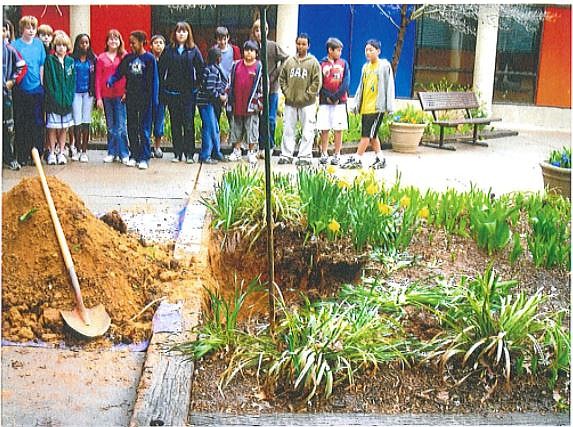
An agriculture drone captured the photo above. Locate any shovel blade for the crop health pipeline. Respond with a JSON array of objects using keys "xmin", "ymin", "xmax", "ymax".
[{"xmin": 61, "ymin": 304, "xmax": 111, "ymax": 338}]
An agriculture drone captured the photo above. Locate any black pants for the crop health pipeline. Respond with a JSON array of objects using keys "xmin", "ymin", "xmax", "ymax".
[
  {"xmin": 12, "ymin": 86, "xmax": 44, "ymax": 164},
  {"xmin": 3, "ymin": 96, "xmax": 16, "ymax": 164},
  {"xmin": 167, "ymin": 95, "xmax": 196, "ymax": 160}
]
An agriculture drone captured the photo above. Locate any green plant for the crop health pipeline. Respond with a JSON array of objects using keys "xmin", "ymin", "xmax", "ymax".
[
  {"xmin": 392, "ymin": 104, "xmax": 431, "ymax": 125},
  {"xmin": 202, "ymin": 164, "xmax": 263, "ymax": 231},
  {"xmin": 428, "ymin": 266, "xmax": 548, "ymax": 384},
  {"xmin": 469, "ymin": 199, "xmax": 518, "ymax": 255},
  {"xmin": 548, "ymin": 146, "xmax": 571, "ymax": 169},
  {"xmin": 172, "ymin": 278, "xmax": 262, "ymax": 359},
  {"xmin": 89, "ymin": 107, "xmax": 107, "ymax": 139},
  {"xmin": 542, "ymin": 311, "xmax": 571, "ymax": 389}
]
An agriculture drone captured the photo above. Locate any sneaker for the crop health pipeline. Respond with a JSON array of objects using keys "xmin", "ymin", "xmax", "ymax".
[
  {"xmin": 103, "ymin": 154, "xmax": 115, "ymax": 163},
  {"xmin": 9, "ymin": 160, "xmax": 21, "ymax": 171},
  {"xmin": 79, "ymin": 153, "xmax": 89, "ymax": 163},
  {"xmin": 47, "ymin": 153, "xmax": 57, "ymax": 165},
  {"xmin": 213, "ymin": 155, "xmax": 229, "ymax": 163},
  {"xmin": 247, "ymin": 151, "xmax": 257, "ymax": 165},
  {"xmin": 57, "ymin": 153, "xmax": 67, "ymax": 165},
  {"xmin": 138, "ymin": 161, "xmax": 148, "ymax": 170},
  {"xmin": 124, "ymin": 158, "xmax": 137, "ymax": 167},
  {"xmin": 171, "ymin": 156, "xmax": 181, "ymax": 163},
  {"xmin": 370, "ymin": 157, "xmax": 387, "ymax": 170},
  {"xmin": 186, "ymin": 157, "xmax": 195, "ymax": 164},
  {"xmin": 319, "ymin": 153, "xmax": 329, "ymax": 164},
  {"xmin": 330, "ymin": 155, "xmax": 340, "ymax": 166},
  {"xmin": 69, "ymin": 145, "xmax": 78, "ymax": 159},
  {"xmin": 295, "ymin": 157, "xmax": 312, "ymax": 166},
  {"xmin": 201, "ymin": 158, "xmax": 218, "ymax": 165},
  {"xmin": 153, "ymin": 147, "xmax": 163, "ymax": 158},
  {"xmin": 227, "ymin": 151, "xmax": 242, "ymax": 162},
  {"xmin": 340, "ymin": 156, "xmax": 362, "ymax": 169},
  {"xmin": 277, "ymin": 156, "xmax": 293, "ymax": 165}
]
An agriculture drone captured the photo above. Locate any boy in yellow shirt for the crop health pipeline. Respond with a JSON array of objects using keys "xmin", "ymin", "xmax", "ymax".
[{"xmin": 341, "ymin": 39, "xmax": 394, "ymax": 169}]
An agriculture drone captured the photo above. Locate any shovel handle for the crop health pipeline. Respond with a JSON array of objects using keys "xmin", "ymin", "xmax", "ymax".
[{"xmin": 31, "ymin": 148, "xmax": 90, "ymax": 324}]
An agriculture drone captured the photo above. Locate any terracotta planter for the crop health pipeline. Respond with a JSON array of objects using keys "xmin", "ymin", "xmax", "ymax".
[
  {"xmin": 540, "ymin": 161, "xmax": 571, "ymax": 198},
  {"xmin": 390, "ymin": 122, "xmax": 426, "ymax": 153}
]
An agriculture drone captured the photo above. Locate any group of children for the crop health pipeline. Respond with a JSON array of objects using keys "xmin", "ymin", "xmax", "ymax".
[{"xmin": 3, "ymin": 14, "xmax": 396, "ymax": 172}]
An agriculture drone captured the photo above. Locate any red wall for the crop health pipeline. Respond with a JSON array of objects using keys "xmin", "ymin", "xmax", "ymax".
[
  {"xmin": 90, "ymin": 5, "xmax": 152, "ymax": 56},
  {"xmin": 536, "ymin": 6, "xmax": 571, "ymax": 108},
  {"xmin": 20, "ymin": 5, "xmax": 70, "ymax": 36}
]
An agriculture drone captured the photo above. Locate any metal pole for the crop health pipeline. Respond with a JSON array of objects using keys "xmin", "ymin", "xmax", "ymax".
[{"xmin": 260, "ymin": 6, "xmax": 276, "ymax": 329}]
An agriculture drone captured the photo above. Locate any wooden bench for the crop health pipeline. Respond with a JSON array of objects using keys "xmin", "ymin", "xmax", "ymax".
[{"xmin": 417, "ymin": 91, "xmax": 501, "ymax": 150}]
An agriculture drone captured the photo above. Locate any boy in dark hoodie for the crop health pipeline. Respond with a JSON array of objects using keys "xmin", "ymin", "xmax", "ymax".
[
  {"xmin": 278, "ymin": 33, "xmax": 321, "ymax": 166},
  {"xmin": 108, "ymin": 30, "xmax": 159, "ymax": 170},
  {"xmin": 226, "ymin": 40, "xmax": 263, "ymax": 165}
]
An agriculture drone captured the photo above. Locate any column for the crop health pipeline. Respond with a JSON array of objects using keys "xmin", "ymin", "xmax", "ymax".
[
  {"xmin": 473, "ymin": 4, "xmax": 500, "ymax": 115},
  {"xmin": 69, "ymin": 5, "xmax": 90, "ymax": 42},
  {"xmin": 276, "ymin": 4, "xmax": 298, "ymax": 56}
]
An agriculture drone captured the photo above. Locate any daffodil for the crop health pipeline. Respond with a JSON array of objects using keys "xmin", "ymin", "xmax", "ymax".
[
  {"xmin": 328, "ymin": 219, "xmax": 341, "ymax": 233},
  {"xmin": 326, "ymin": 165, "xmax": 336, "ymax": 175},
  {"xmin": 378, "ymin": 202, "xmax": 391, "ymax": 215},
  {"xmin": 366, "ymin": 183, "xmax": 378, "ymax": 196},
  {"xmin": 399, "ymin": 195, "xmax": 411, "ymax": 209},
  {"xmin": 418, "ymin": 206, "xmax": 430, "ymax": 219},
  {"xmin": 337, "ymin": 178, "xmax": 350, "ymax": 190}
]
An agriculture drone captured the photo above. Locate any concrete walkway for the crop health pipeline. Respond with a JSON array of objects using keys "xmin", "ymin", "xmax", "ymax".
[{"xmin": 1, "ymin": 128, "xmax": 570, "ymax": 426}]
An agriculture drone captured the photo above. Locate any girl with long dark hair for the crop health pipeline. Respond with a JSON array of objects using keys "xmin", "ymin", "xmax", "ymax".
[{"xmin": 158, "ymin": 21, "xmax": 204, "ymax": 163}]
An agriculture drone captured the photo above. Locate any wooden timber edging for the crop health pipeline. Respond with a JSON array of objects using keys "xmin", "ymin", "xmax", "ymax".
[
  {"xmin": 190, "ymin": 411, "xmax": 570, "ymax": 426},
  {"xmin": 130, "ymin": 172, "xmax": 212, "ymax": 427}
]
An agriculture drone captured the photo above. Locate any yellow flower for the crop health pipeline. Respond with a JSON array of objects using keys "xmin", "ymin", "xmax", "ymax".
[
  {"xmin": 328, "ymin": 219, "xmax": 341, "ymax": 233},
  {"xmin": 337, "ymin": 178, "xmax": 350, "ymax": 190},
  {"xmin": 378, "ymin": 202, "xmax": 391, "ymax": 215},
  {"xmin": 418, "ymin": 206, "xmax": 430, "ymax": 219},
  {"xmin": 366, "ymin": 183, "xmax": 378, "ymax": 196},
  {"xmin": 399, "ymin": 195, "xmax": 411, "ymax": 209},
  {"xmin": 326, "ymin": 165, "xmax": 336, "ymax": 175}
]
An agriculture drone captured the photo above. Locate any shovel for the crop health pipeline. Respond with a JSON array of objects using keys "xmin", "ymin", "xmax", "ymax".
[{"xmin": 31, "ymin": 148, "xmax": 111, "ymax": 337}]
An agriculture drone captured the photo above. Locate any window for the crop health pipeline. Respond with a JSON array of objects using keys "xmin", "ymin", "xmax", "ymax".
[
  {"xmin": 151, "ymin": 5, "xmax": 277, "ymax": 58},
  {"xmin": 414, "ymin": 15, "xmax": 477, "ymax": 93},
  {"xmin": 494, "ymin": 7, "xmax": 542, "ymax": 104}
]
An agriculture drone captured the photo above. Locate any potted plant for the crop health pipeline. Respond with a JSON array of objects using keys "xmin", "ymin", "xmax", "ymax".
[
  {"xmin": 540, "ymin": 146, "xmax": 571, "ymax": 198},
  {"xmin": 390, "ymin": 105, "xmax": 430, "ymax": 153}
]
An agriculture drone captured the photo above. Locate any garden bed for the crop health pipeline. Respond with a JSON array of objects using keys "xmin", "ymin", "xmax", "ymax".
[
  {"xmin": 192, "ymin": 223, "xmax": 569, "ymax": 414},
  {"xmin": 186, "ymin": 165, "xmax": 570, "ymax": 416}
]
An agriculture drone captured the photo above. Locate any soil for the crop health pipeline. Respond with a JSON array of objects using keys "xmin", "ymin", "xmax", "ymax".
[
  {"xmin": 192, "ymin": 222, "xmax": 570, "ymax": 415},
  {"xmin": 2, "ymin": 177, "xmax": 178, "ymax": 348}
]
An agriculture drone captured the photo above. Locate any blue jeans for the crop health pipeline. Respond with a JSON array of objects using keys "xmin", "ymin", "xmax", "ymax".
[
  {"xmin": 103, "ymin": 97, "xmax": 129, "ymax": 159},
  {"xmin": 126, "ymin": 98, "xmax": 152, "ymax": 162},
  {"xmin": 199, "ymin": 104, "xmax": 223, "ymax": 161},
  {"xmin": 258, "ymin": 91, "xmax": 279, "ymax": 150},
  {"xmin": 152, "ymin": 102, "xmax": 165, "ymax": 138}
]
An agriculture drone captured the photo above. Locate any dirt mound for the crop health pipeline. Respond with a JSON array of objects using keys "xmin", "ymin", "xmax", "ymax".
[{"xmin": 2, "ymin": 177, "xmax": 172, "ymax": 347}]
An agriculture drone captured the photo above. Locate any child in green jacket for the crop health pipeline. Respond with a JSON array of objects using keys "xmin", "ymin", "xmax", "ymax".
[{"xmin": 44, "ymin": 30, "xmax": 75, "ymax": 165}]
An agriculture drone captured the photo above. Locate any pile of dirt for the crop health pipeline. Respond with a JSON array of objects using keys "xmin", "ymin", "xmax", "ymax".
[{"xmin": 2, "ymin": 177, "xmax": 174, "ymax": 347}]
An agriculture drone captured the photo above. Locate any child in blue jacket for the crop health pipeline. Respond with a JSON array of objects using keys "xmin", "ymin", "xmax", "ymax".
[{"xmin": 108, "ymin": 30, "xmax": 158, "ymax": 170}]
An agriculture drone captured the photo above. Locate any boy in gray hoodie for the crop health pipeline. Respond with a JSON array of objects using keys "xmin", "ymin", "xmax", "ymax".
[{"xmin": 278, "ymin": 33, "xmax": 321, "ymax": 165}]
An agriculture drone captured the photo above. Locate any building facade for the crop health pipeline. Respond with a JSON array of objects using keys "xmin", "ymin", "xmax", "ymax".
[{"xmin": 8, "ymin": 4, "xmax": 571, "ymax": 120}]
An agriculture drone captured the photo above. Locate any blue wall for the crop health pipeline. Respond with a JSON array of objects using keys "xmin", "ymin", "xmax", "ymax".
[{"xmin": 298, "ymin": 4, "xmax": 416, "ymax": 98}]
